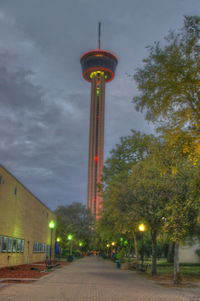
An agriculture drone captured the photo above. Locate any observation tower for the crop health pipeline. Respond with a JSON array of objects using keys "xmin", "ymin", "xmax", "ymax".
[{"xmin": 80, "ymin": 23, "xmax": 118, "ymax": 219}]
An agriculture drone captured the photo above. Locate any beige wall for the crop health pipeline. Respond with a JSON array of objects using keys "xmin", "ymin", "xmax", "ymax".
[
  {"xmin": 179, "ymin": 239, "xmax": 200, "ymax": 263},
  {"xmin": 0, "ymin": 165, "xmax": 56, "ymax": 267}
]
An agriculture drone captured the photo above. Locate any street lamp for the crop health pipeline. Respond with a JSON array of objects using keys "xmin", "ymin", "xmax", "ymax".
[
  {"xmin": 56, "ymin": 237, "xmax": 61, "ymax": 242},
  {"xmin": 48, "ymin": 220, "xmax": 55, "ymax": 264},
  {"xmin": 138, "ymin": 223, "xmax": 145, "ymax": 267},
  {"xmin": 124, "ymin": 240, "xmax": 128, "ymax": 246},
  {"xmin": 68, "ymin": 234, "xmax": 73, "ymax": 256}
]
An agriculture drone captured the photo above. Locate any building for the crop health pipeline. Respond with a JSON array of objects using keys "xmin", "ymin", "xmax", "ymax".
[
  {"xmin": 80, "ymin": 23, "xmax": 118, "ymax": 219},
  {"xmin": 179, "ymin": 239, "xmax": 200, "ymax": 263},
  {"xmin": 0, "ymin": 165, "xmax": 56, "ymax": 267}
]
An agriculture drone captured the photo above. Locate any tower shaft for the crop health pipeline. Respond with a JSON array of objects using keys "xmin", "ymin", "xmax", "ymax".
[{"xmin": 87, "ymin": 74, "xmax": 105, "ymax": 219}]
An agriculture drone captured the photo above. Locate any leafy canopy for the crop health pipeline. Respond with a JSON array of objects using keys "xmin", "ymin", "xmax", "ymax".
[{"xmin": 133, "ymin": 16, "xmax": 200, "ymax": 160}]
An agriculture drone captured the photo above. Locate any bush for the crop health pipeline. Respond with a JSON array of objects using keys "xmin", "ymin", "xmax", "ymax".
[{"xmin": 116, "ymin": 249, "xmax": 126, "ymax": 262}]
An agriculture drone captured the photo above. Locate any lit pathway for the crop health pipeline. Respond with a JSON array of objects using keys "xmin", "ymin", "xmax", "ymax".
[{"xmin": 0, "ymin": 257, "xmax": 199, "ymax": 301}]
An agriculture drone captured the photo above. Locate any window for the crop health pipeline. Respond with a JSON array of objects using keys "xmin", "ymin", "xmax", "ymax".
[
  {"xmin": 2, "ymin": 237, "xmax": 7, "ymax": 252},
  {"xmin": 33, "ymin": 241, "xmax": 46, "ymax": 253},
  {"xmin": 33, "ymin": 242, "xmax": 36, "ymax": 252},
  {"xmin": 8, "ymin": 237, "xmax": 12, "ymax": 252},
  {"xmin": 38, "ymin": 243, "xmax": 41, "ymax": 253},
  {"xmin": 14, "ymin": 187, "xmax": 17, "ymax": 195},
  {"xmin": 12, "ymin": 238, "xmax": 17, "ymax": 252},
  {"xmin": 21, "ymin": 240, "xmax": 24, "ymax": 252},
  {"xmin": 33, "ymin": 241, "xmax": 38, "ymax": 252},
  {"xmin": 0, "ymin": 236, "xmax": 2, "ymax": 251},
  {"xmin": 17, "ymin": 239, "xmax": 21, "ymax": 252}
]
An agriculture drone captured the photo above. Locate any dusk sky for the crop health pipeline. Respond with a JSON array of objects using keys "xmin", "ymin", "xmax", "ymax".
[{"xmin": 0, "ymin": 0, "xmax": 200, "ymax": 210}]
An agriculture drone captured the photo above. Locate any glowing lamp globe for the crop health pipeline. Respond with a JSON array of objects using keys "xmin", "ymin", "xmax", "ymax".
[
  {"xmin": 68, "ymin": 234, "xmax": 73, "ymax": 240},
  {"xmin": 139, "ymin": 224, "xmax": 145, "ymax": 232},
  {"xmin": 49, "ymin": 221, "xmax": 55, "ymax": 229}
]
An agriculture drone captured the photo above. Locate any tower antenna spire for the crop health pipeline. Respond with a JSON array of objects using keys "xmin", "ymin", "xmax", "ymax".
[{"xmin": 98, "ymin": 22, "xmax": 101, "ymax": 49}]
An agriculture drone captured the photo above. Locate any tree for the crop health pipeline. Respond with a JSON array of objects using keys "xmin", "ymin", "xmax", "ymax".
[
  {"xmin": 100, "ymin": 180, "xmax": 140, "ymax": 262},
  {"xmin": 133, "ymin": 16, "xmax": 200, "ymax": 161},
  {"xmin": 128, "ymin": 152, "xmax": 169, "ymax": 275},
  {"xmin": 104, "ymin": 130, "xmax": 154, "ymax": 184},
  {"xmin": 54, "ymin": 202, "xmax": 93, "ymax": 253},
  {"xmin": 162, "ymin": 160, "xmax": 199, "ymax": 283},
  {"xmin": 102, "ymin": 131, "xmax": 155, "ymax": 262}
]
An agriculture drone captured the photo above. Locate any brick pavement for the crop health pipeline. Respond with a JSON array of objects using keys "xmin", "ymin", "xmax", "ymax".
[{"xmin": 0, "ymin": 257, "xmax": 199, "ymax": 301}]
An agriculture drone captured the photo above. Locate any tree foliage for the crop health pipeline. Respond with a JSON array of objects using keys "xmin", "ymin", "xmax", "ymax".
[
  {"xmin": 54, "ymin": 202, "xmax": 93, "ymax": 252},
  {"xmin": 99, "ymin": 129, "xmax": 200, "ymax": 280},
  {"xmin": 133, "ymin": 16, "xmax": 200, "ymax": 160}
]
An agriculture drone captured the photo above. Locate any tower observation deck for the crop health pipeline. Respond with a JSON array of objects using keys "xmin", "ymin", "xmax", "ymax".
[{"xmin": 80, "ymin": 23, "xmax": 118, "ymax": 220}]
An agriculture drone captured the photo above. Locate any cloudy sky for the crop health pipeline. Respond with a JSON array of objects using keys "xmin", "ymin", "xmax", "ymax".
[{"xmin": 0, "ymin": 0, "xmax": 200, "ymax": 210}]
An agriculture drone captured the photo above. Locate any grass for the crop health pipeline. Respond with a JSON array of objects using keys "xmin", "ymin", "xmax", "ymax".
[
  {"xmin": 150, "ymin": 265, "xmax": 200, "ymax": 277},
  {"xmin": 128, "ymin": 258, "xmax": 200, "ymax": 281}
]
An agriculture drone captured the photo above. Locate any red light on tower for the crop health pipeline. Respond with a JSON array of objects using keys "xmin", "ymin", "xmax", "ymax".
[{"xmin": 94, "ymin": 156, "xmax": 98, "ymax": 163}]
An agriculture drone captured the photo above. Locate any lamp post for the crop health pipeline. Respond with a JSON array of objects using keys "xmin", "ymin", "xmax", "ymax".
[
  {"xmin": 48, "ymin": 220, "xmax": 55, "ymax": 264},
  {"xmin": 138, "ymin": 223, "xmax": 145, "ymax": 267},
  {"xmin": 68, "ymin": 234, "xmax": 73, "ymax": 256},
  {"xmin": 111, "ymin": 242, "xmax": 116, "ymax": 260}
]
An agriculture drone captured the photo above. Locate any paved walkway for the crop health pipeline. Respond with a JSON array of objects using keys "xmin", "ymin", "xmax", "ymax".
[{"xmin": 0, "ymin": 257, "xmax": 199, "ymax": 301}]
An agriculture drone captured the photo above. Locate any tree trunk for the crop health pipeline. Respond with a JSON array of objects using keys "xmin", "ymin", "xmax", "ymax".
[
  {"xmin": 133, "ymin": 232, "xmax": 139, "ymax": 263},
  {"xmin": 167, "ymin": 242, "xmax": 174, "ymax": 263},
  {"xmin": 174, "ymin": 242, "xmax": 181, "ymax": 284},
  {"xmin": 151, "ymin": 230, "xmax": 157, "ymax": 275}
]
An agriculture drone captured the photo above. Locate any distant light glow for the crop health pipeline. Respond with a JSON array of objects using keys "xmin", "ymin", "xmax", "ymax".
[
  {"xmin": 124, "ymin": 240, "xmax": 128, "ymax": 246},
  {"xmin": 79, "ymin": 241, "xmax": 83, "ymax": 246},
  {"xmin": 56, "ymin": 237, "xmax": 61, "ymax": 242},
  {"xmin": 68, "ymin": 234, "xmax": 73, "ymax": 240},
  {"xmin": 106, "ymin": 244, "xmax": 110, "ymax": 248},
  {"xmin": 111, "ymin": 242, "xmax": 115, "ymax": 246},
  {"xmin": 120, "ymin": 237, "xmax": 123, "ymax": 242},
  {"xmin": 94, "ymin": 156, "xmax": 98, "ymax": 162}
]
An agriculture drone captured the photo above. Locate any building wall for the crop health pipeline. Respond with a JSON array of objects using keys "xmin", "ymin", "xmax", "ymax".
[
  {"xmin": 0, "ymin": 165, "xmax": 56, "ymax": 267},
  {"xmin": 179, "ymin": 239, "xmax": 200, "ymax": 263}
]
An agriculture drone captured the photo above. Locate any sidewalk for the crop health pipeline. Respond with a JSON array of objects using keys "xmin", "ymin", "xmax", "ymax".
[{"xmin": 0, "ymin": 257, "xmax": 199, "ymax": 301}]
